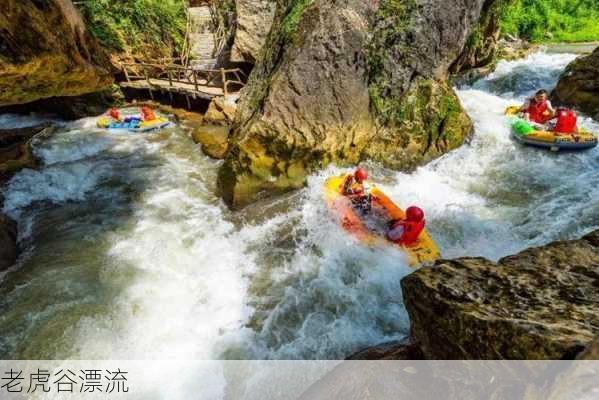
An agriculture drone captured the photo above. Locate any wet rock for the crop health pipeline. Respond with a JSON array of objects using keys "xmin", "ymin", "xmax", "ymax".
[
  {"xmin": 577, "ymin": 336, "xmax": 599, "ymax": 360},
  {"xmin": 552, "ymin": 47, "xmax": 599, "ymax": 119},
  {"xmin": 347, "ymin": 339, "xmax": 424, "ymax": 360},
  {"xmin": 401, "ymin": 230, "xmax": 599, "ymax": 359},
  {"xmin": 0, "ymin": 124, "xmax": 54, "ymax": 183},
  {"xmin": 231, "ymin": 0, "xmax": 277, "ymax": 63},
  {"xmin": 0, "ymin": 0, "xmax": 113, "ymax": 107},
  {"xmin": 0, "ymin": 213, "xmax": 17, "ymax": 271},
  {"xmin": 497, "ymin": 39, "xmax": 540, "ymax": 62},
  {"xmin": 219, "ymin": 0, "xmax": 496, "ymax": 208},
  {"xmin": 191, "ymin": 125, "xmax": 230, "ymax": 159},
  {"xmin": 204, "ymin": 96, "xmax": 237, "ymax": 125}
]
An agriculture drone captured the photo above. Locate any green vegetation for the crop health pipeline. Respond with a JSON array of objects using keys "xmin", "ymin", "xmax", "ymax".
[
  {"xmin": 281, "ymin": 0, "xmax": 315, "ymax": 42},
  {"xmin": 501, "ymin": 0, "xmax": 599, "ymax": 42},
  {"xmin": 367, "ymin": 0, "xmax": 416, "ymax": 124},
  {"xmin": 76, "ymin": 0, "xmax": 187, "ymax": 56}
]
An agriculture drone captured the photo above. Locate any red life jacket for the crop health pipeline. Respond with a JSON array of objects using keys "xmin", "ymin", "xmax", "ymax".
[
  {"xmin": 527, "ymin": 99, "xmax": 550, "ymax": 124},
  {"xmin": 390, "ymin": 219, "xmax": 425, "ymax": 246},
  {"xmin": 554, "ymin": 109, "xmax": 577, "ymax": 134}
]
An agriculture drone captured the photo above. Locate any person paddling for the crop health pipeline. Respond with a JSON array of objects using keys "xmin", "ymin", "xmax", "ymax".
[
  {"xmin": 342, "ymin": 168, "xmax": 371, "ymax": 213},
  {"xmin": 518, "ymin": 89, "xmax": 556, "ymax": 126},
  {"xmin": 386, "ymin": 206, "xmax": 426, "ymax": 247},
  {"xmin": 141, "ymin": 106, "xmax": 156, "ymax": 121},
  {"xmin": 108, "ymin": 107, "xmax": 122, "ymax": 122}
]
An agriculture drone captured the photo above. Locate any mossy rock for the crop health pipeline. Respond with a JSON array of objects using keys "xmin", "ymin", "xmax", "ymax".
[{"xmin": 192, "ymin": 125, "xmax": 231, "ymax": 159}]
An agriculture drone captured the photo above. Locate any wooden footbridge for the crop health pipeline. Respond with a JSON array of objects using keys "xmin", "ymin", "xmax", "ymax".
[
  {"xmin": 120, "ymin": 61, "xmax": 246, "ymax": 104},
  {"xmin": 118, "ymin": 3, "xmax": 245, "ymax": 106}
]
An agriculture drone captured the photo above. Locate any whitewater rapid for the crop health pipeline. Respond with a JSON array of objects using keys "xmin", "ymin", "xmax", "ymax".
[{"xmin": 0, "ymin": 51, "xmax": 597, "ymax": 375}]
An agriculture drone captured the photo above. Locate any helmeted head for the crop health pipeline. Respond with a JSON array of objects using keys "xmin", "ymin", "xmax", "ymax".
[
  {"xmin": 534, "ymin": 89, "xmax": 548, "ymax": 103},
  {"xmin": 406, "ymin": 206, "xmax": 424, "ymax": 222},
  {"xmin": 354, "ymin": 168, "xmax": 368, "ymax": 183}
]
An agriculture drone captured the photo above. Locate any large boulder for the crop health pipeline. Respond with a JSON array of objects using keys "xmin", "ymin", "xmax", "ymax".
[
  {"xmin": 219, "ymin": 0, "xmax": 495, "ymax": 208},
  {"xmin": 0, "ymin": 0, "xmax": 113, "ymax": 107},
  {"xmin": 401, "ymin": 230, "xmax": 599, "ymax": 359},
  {"xmin": 231, "ymin": 0, "xmax": 277, "ymax": 63},
  {"xmin": 552, "ymin": 47, "xmax": 599, "ymax": 119}
]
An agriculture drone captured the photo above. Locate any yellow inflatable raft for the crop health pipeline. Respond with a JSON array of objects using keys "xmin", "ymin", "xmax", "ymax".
[
  {"xmin": 505, "ymin": 106, "xmax": 597, "ymax": 151},
  {"xmin": 96, "ymin": 116, "xmax": 172, "ymax": 132},
  {"xmin": 324, "ymin": 175, "xmax": 440, "ymax": 266}
]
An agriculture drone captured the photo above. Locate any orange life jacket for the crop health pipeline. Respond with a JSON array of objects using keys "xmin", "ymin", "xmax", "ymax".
[
  {"xmin": 108, "ymin": 109, "xmax": 120, "ymax": 120},
  {"xmin": 554, "ymin": 109, "xmax": 577, "ymax": 134},
  {"xmin": 527, "ymin": 99, "xmax": 551, "ymax": 124},
  {"xmin": 141, "ymin": 108, "xmax": 156, "ymax": 121},
  {"xmin": 342, "ymin": 175, "xmax": 364, "ymax": 196}
]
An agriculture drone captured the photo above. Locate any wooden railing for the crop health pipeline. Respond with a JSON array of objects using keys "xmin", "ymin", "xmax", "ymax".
[{"xmin": 121, "ymin": 62, "xmax": 246, "ymax": 97}]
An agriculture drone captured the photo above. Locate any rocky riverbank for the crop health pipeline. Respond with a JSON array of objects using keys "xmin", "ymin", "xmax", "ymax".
[
  {"xmin": 553, "ymin": 46, "xmax": 599, "ymax": 119},
  {"xmin": 351, "ymin": 230, "xmax": 599, "ymax": 360},
  {"xmin": 0, "ymin": 123, "xmax": 57, "ymax": 271}
]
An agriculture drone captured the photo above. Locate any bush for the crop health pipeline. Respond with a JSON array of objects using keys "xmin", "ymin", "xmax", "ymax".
[
  {"xmin": 76, "ymin": 0, "xmax": 187, "ymax": 56},
  {"xmin": 501, "ymin": 0, "xmax": 599, "ymax": 42}
]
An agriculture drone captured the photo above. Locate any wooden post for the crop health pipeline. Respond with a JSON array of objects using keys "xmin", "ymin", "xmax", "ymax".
[
  {"xmin": 193, "ymin": 70, "xmax": 199, "ymax": 92},
  {"xmin": 123, "ymin": 65, "xmax": 131, "ymax": 82},
  {"xmin": 221, "ymin": 68, "xmax": 228, "ymax": 98},
  {"xmin": 168, "ymin": 69, "xmax": 173, "ymax": 87},
  {"xmin": 186, "ymin": 95, "xmax": 191, "ymax": 110}
]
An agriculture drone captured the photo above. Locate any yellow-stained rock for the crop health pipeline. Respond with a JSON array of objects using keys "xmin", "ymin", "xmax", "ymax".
[
  {"xmin": 0, "ymin": 0, "xmax": 113, "ymax": 106},
  {"xmin": 204, "ymin": 96, "xmax": 237, "ymax": 125},
  {"xmin": 191, "ymin": 125, "xmax": 230, "ymax": 159}
]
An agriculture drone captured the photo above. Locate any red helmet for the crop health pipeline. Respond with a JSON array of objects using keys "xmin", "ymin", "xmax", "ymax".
[
  {"xmin": 354, "ymin": 168, "xmax": 368, "ymax": 182},
  {"xmin": 406, "ymin": 206, "xmax": 424, "ymax": 222}
]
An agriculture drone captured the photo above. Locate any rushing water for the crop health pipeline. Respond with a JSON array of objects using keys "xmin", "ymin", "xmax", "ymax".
[{"xmin": 0, "ymin": 52, "xmax": 598, "ymax": 367}]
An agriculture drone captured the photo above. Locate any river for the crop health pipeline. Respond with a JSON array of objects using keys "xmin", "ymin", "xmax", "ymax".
[{"xmin": 0, "ymin": 52, "xmax": 597, "ymax": 365}]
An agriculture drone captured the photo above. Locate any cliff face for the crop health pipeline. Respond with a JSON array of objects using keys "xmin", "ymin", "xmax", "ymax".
[
  {"xmin": 218, "ymin": 0, "xmax": 495, "ymax": 208},
  {"xmin": 401, "ymin": 230, "xmax": 599, "ymax": 359},
  {"xmin": 231, "ymin": 0, "xmax": 277, "ymax": 63},
  {"xmin": 552, "ymin": 47, "xmax": 599, "ymax": 119},
  {"xmin": 0, "ymin": 0, "xmax": 113, "ymax": 107},
  {"xmin": 449, "ymin": 0, "xmax": 507, "ymax": 75}
]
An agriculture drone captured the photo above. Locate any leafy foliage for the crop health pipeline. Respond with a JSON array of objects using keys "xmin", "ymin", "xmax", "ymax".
[
  {"xmin": 76, "ymin": 0, "xmax": 187, "ymax": 55},
  {"xmin": 501, "ymin": 0, "xmax": 599, "ymax": 42}
]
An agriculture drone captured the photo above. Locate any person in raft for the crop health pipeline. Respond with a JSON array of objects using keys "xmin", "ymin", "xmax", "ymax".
[
  {"xmin": 342, "ymin": 168, "xmax": 372, "ymax": 213},
  {"xmin": 108, "ymin": 107, "xmax": 122, "ymax": 122},
  {"xmin": 518, "ymin": 89, "xmax": 556, "ymax": 125},
  {"xmin": 386, "ymin": 206, "xmax": 425, "ymax": 247},
  {"xmin": 551, "ymin": 108, "xmax": 578, "ymax": 135},
  {"xmin": 140, "ymin": 106, "xmax": 157, "ymax": 121}
]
